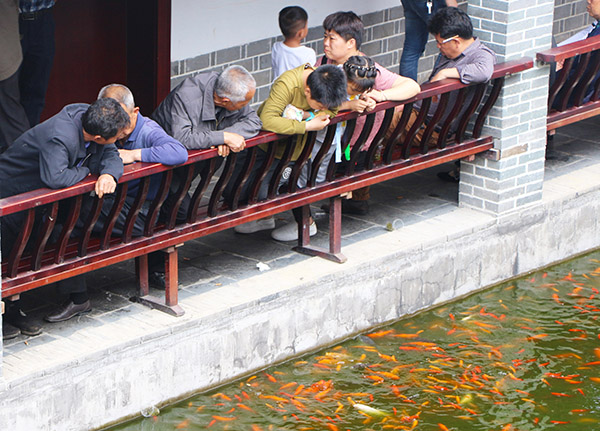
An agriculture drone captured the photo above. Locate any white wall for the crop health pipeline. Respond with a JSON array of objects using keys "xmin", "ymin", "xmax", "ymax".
[{"xmin": 171, "ymin": 0, "xmax": 398, "ymax": 61}]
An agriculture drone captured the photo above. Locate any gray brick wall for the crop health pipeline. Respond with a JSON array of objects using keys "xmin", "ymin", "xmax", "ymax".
[
  {"xmin": 553, "ymin": 0, "xmax": 593, "ymax": 44},
  {"xmin": 459, "ymin": 0, "xmax": 554, "ymax": 214},
  {"xmin": 170, "ymin": 1, "xmax": 593, "ymax": 108},
  {"xmin": 170, "ymin": 3, "xmax": 470, "ymax": 108}
]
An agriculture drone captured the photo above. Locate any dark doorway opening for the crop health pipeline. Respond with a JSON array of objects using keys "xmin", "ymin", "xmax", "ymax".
[{"xmin": 42, "ymin": 0, "xmax": 170, "ymax": 120}]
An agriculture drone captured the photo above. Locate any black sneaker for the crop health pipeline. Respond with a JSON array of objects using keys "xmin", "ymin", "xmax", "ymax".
[
  {"xmin": 149, "ymin": 271, "xmax": 166, "ymax": 290},
  {"xmin": 437, "ymin": 170, "xmax": 459, "ymax": 183},
  {"xmin": 321, "ymin": 199, "xmax": 370, "ymax": 216},
  {"xmin": 6, "ymin": 309, "xmax": 42, "ymax": 336},
  {"xmin": 342, "ymin": 199, "xmax": 369, "ymax": 215},
  {"xmin": 2, "ymin": 322, "xmax": 20, "ymax": 340}
]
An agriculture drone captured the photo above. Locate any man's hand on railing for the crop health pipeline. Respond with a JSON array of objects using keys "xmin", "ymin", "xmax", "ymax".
[
  {"xmin": 118, "ymin": 148, "xmax": 142, "ymax": 164},
  {"xmin": 223, "ymin": 132, "xmax": 246, "ymax": 153},
  {"xmin": 216, "ymin": 144, "xmax": 230, "ymax": 157},
  {"xmin": 305, "ymin": 114, "xmax": 331, "ymax": 131},
  {"xmin": 95, "ymin": 174, "xmax": 117, "ymax": 198}
]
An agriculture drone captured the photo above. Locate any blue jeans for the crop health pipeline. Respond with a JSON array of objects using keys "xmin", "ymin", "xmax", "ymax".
[{"xmin": 399, "ymin": 0, "xmax": 445, "ymax": 81}]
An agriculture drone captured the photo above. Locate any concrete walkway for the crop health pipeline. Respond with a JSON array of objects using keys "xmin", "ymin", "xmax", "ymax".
[{"xmin": 2, "ymin": 118, "xmax": 600, "ymax": 431}]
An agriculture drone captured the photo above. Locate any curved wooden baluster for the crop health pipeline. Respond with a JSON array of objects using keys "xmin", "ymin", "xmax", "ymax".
[
  {"xmin": 401, "ymin": 98, "xmax": 431, "ymax": 159},
  {"xmin": 100, "ymin": 183, "xmax": 128, "ymax": 250},
  {"xmin": 345, "ymin": 112, "xmax": 376, "ymax": 176},
  {"xmin": 77, "ymin": 196, "xmax": 103, "ymax": 257},
  {"xmin": 288, "ymin": 131, "xmax": 317, "ymax": 193},
  {"xmin": 454, "ymin": 83, "xmax": 486, "ymax": 144},
  {"xmin": 30, "ymin": 202, "xmax": 58, "ymax": 271},
  {"xmin": 122, "ymin": 177, "xmax": 149, "ymax": 243},
  {"xmin": 384, "ymin": 102, "xmax": 413, "ymax": 164},
  {"xmin": 436, "ymin": 88, "xmax": 466, "ymax": 150},
  {"xmin": 7, "ymin": 209, "xmax": 35, "ymax": 278},
  {"xmin": 166, "ymin": 166, "xmax": 195, "ymax": 229},
  {"xmin": 365, "ymin": 107, "xmax": 394, "ymax": 170},
  {"xmin": 548, "ymin": 57, "xmax": 574, "ymax": 111},
  {"xmin": 55, "ymin": 195, "xmax": 82, "ymax": 264},
  {"xmin": 558, "ymin": 53, "xmax": 590, "ymax": 111},
  {"xmin": 592, "ymin": 69, "xmax": 600, "ymax": 101},
  {"xmin": 419, "ymin": 93, "xmax": 449, "ymax": 154},
  {"xmin": 267, "ymin": 136, "xmax": 295, "ymax": 199},
  {"xmin": 144, "ymin": 170, "xmax": 172, "ymax": 237},
  {"xmin": 229, "ymin": 147, "xmax": 257, "ymax": 210},
  {"xmin": 326, "ymin": 119, "xmax": 356, "ymax": 180},
  {"xmin": 572, "ymin": 50, "xmax": 600, "ymax": 106},
  {"xmin": 247, "ymin": 141, "xmax": 277, "ymax": 205},
  {"xmin": 208, "ymin": 154, "xmax": 237, "ymax": 217},
  {"xmin": 473, "ymin": 77, "xmax": 504, "ymax": 138},
  {"xmin": 187, "ymin": 158, "xmax": 216, "ymax": 223},
  {"xmin": 309, "ymin": 124, "xmax": 337, "ymax": 187}
]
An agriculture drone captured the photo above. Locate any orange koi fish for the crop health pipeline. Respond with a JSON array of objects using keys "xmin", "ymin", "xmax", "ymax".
[
  {"xmin": 212, "ymin": 416, "xmax": 237, "ymax": 421},
  {"xmin": 236, "ymin": 403, "xmax": 255, "ymax": 413},
  {"xmin": 175, "ymin": 419, "xmax": 190, "ymax": 429},
  {"xmin": 367, "ymin": 329, "xmax": 395, "ymax": 338},
  {"xmin": 212, "ymin": 393, "xmax": 232, "ymax": 401},
  {"xmin": 279, "ymin": 382, "xmax": 297, "ymax": 391}
]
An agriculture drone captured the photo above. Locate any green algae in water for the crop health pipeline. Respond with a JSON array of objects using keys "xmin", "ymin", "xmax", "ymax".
[{"xmin": 110, "ymin": 251, "xmax": 600, "ymax": 430}]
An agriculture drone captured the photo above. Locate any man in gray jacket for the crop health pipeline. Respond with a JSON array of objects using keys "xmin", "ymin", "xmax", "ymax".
[
  {"xmin": 149, "ymin": 65, "xmax": 262, "ymax": 288},
  {"xmin": 152, "ymin": 65, "xmax": 261, "ymax": 156}
]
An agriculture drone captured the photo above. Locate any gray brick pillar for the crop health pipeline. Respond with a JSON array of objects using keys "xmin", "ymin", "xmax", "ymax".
[{"xmin": 458, "ymin": 0, "xmax": 554, "ymax": 213}]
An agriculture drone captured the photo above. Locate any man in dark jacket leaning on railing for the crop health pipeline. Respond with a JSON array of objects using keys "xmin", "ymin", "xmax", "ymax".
[{"xmin": 0, "ymin": 98, "xmax": 130, "ymax": 340}]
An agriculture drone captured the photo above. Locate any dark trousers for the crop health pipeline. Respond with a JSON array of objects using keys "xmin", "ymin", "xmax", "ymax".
[
  {"xmin": 19, "ymin": 8, "xmax": 55, "ymax": 126},
  {"xmin": 0, "ymin": 70, "xmax": 30, "ymax": 151}
]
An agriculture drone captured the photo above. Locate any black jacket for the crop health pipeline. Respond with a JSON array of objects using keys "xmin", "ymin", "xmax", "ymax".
[{"xmin": 0, "ymin": 103, "xmax": 123, "ymax": 197}]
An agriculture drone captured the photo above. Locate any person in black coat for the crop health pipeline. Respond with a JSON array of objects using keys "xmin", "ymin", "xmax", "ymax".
[{"xmin": 1, "ymin": 98, "xmax": 129, "ymax": 339}]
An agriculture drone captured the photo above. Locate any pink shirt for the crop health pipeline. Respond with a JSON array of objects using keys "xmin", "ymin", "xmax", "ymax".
[{"xmin": 322, "ymin": 56, "xmax": 399, "ymax": 151}]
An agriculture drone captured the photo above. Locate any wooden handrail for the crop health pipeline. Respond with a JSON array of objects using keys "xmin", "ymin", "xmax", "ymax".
[
  {"xmin": 0, "ymin": 57, "xmax": 534, "ymax": 217},
  {"xmin": 537, "ymin": 35, "xmax": 600, "ymax": 63}
]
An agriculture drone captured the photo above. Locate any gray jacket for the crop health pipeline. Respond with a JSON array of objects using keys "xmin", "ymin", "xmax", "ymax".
[{"xmin": 151, "ymin": 72, "xmax": 262, "ymax": 150}]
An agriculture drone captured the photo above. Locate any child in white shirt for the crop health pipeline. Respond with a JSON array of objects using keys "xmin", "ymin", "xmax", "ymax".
[{"xmin": 271, "ymin": 6, "xmax": 317, "ymax": 80}]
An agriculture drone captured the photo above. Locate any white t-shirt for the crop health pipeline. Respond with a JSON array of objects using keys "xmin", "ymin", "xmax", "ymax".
[
  {"xmin": 271, "ymin": 41, "xmax": 316, "ymax": 79},
  {"xmin": 558, "ymin": 22, "xmax": 597, "ymax": 46}
]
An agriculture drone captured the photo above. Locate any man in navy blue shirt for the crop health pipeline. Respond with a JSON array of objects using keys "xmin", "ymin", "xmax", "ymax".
[{"xmin": 93, "ymin": 84, "xmax": 188, "ymax": 237}]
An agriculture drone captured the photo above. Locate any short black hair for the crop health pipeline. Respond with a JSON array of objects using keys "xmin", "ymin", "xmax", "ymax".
[
  {"xmin": 427, "ymin": 7, "xmax": 473, "ymax": 39},
  {"xmin": 323, "ymin": 11, "xmax": 363, "ymax": 50},
  {"xmin": 278, "ymin": 6, "xmax": 308, "ymax": 39},
  {"xmin": 343, "ymin": 55, "xmax": 378, "ymax": 93},
  {"xmin": 82, "ymin": 98, "xmax": 130, "ymax": 140},
  {"xmin": 306, "ymin": 65, "xmax": 347, "ymax": 109}
]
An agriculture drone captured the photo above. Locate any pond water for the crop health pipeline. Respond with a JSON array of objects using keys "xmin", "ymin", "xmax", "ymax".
[{"xmin": 110, "ymin": 250, "xmax": 600, "ymax": 430}]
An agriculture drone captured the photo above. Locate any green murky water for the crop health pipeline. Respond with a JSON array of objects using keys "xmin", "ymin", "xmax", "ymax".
[{"xmin": 109, "ymin": 251, "xmax": 600, "ymax": 431}]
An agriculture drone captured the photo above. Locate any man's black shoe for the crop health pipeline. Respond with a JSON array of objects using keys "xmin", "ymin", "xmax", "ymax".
[
  {"xmin": 321, "ymin": 199, "xmax": 370, "ymax": 216},
  {"xmin": 45, "ymin": 300, "xmax": 91, "ymax": 323},
  {"xmin": 2, "ymin": 322, "xmax": 20, "ymax": 340},
  {"xmin": 6, "ymin": 310, "xmax": 42, "ymax": 336},
  {"xmin": 149, "ymin": 271, "xmax": 166, "ymax": 290},
  {"xmin": 437, "ymin": 170, "xmax": 460, "ymax": 183}
]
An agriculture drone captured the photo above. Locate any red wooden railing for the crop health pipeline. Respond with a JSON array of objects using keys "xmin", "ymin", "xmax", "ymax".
[
  {"xmin": 0, "ymin": 57, "xmax": 533, "ymax": 316},
  {"xmin": 537, "ymin": 34, "xmax": 600, "ymax": 130}
]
